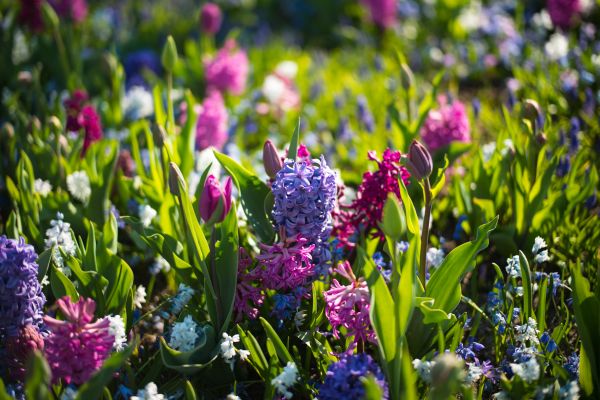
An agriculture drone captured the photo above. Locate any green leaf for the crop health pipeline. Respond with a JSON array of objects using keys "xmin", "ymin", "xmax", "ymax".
[
  {"xmin": 214, "ymin": 152, "xmax": 275, "ymax": 244},
  {"xmin": 237, "ymin": 325, "xmax": 269, "ymax": 379},
  {"xmin": 37, "ymin": 248, "xmax": 53, "ymax": 284},
  {"xmin": 288, "ymin": 118, "xmax": 301, "ymax": 161},
  {"xmin": 518, "ymin": 251, "xmax": 533, "ymax": 321},
  {"xmin": 75, "ymin": 345, "xmax": 135, "ymax": 400},
  {"xmin": 185, "ymin": 381, "xmax": 197, "ymax": 400},
  {"xmin": 0, "ymin": 378, "xmax": 13, "ymax": 400},
  {"xmin": 50, "ymin": 265, "xmax": 79, "ymax": 300},
  {"xmin": 25, "ymin": 351, "xmax": 51, "ymax": 400},
  {"xmin": 214, "ymin": 204, "xmax": 239, "ymax": 335},
  {"xmin": 259, "ymin": 317, "xmax": 294, "ymax": 365},
  {"xmin": 363, "ymin": 375, "xmax": 384, "ymax": 400},
  {"xmin": 98, "ymin": 255, "xmax": 134, "ymax": 316},
  {"xmin": 159, "ymin": 325, "xmax": 220, "ymax": 374},
  {"xmin": 426, "ymin": 217, "xmax": 498, "ymax": 313}
]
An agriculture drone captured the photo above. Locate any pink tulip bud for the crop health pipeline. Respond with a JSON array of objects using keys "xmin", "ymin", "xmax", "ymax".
[
  {"xmin": 263, "ymin": 140, "xmax": 283, "ymax": 179},
  {"xmin": 200, "ymin": 3, "xmax": 222, "ymax": 35},
  {"xmin": 407, "ymin": 140, "xmax": 433, "ymax": 181},
  {"xmin": 199, "ymin": 175, "xmax": 232, "ymax": 224}
]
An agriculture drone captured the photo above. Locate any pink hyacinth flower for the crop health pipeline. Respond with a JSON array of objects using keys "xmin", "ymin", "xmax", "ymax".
[
  {"xmin": 204, "ymin": 39, "xmax": 249, "ymax": 96},
  {"xmin": 195, "ymin": 90, "xmax": 228, "ymax": 151},
  {"xmin": 420, "ymin": 96, "xmax": 471, "ymax": 152}
]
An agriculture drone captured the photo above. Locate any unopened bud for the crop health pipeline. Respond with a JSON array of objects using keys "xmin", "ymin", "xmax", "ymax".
[
  {"xmin": 17, "ymin": 71, "xmax": 32, "ymax": 84},
  {"xmin": 200, "ymin": 3, "xmax": 222, "ymax": 35},
  {"xmin": 199, "ymin": 175, "xmax": 232, "ymax": 224},
  {"xmin": 536, "ymin": 132, "xmax": 547, "ymax": 145},
  {"xmin": 263, "ymin": 140, "xmax": 283, "ymax": 179},
  {"xmin": 381, "ymin": 194, "xmax": 406, "ymax": 240},
  {"xmin": 400, "ymin": 63, "xmax": 415, "ymax": 91},
  {"xmin": 152, "ymin": 124, "xmax": 167, "ymax": 148},
  {"xmin": 522, "ymin": 99, "xmax": 544, "ymax": 134},
  {"xmin": 2, "ymin": 123, "xmax": 15, "ymax": 140},
  {"xmin": 407, "ymin": 140, "xmax": 433, "ymax": 181},
  {"xmin": 169, "ymin": 162, "xmax": 184, "ymax": 196},
  {"xmin": 161, "ymin": 36, "xmax": 178, "ymax": 72},
  {"xmin": 48, "ymin": 116, "xmax": 62, "ymax": 131}
]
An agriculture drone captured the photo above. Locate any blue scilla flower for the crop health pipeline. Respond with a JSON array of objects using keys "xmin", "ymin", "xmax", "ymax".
[
  {"xmin": 492, "ymin": 312, "xmax": 507, "ymax": 334},
  {"xmin": 564, "ymin": 353, "xmax": 579, "ymax": 380},
  {"xmin": 272, "ymin": 156, "xmax": 337, "ymax": 275},
  {"xmin": 318, "ymin": 354, "xmax": 389, "ymax": 400},
  {"xmin": 486, "ymin": 292, "xmax": 501, "ymax": 309},
  {"xmin": 0, "ymin": 236, "xmax": 46, "ymax": 337},
  {"xmin": 540, "ymin": 332, "xmax": 558, "ymax": 352},
  {"xmin": 357, "ymin": 96, "xmax": 375, "ymax": 133},
  {"xmin": 556, "ymin": 155, "xmax": 570, "ymax": 178}
]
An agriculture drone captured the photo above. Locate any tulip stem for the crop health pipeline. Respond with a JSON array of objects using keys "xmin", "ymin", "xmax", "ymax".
[
  {"xmin": 209, "ymin": 226, "xmax": 223, "ymax": 330},
  {"xmin": 419, "ymin": 178, "xmax": 432, "ymax": 289}
]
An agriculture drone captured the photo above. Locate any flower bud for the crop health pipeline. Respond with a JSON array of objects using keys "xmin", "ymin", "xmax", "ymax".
[
  {"xmin": 407, "ymin": 140, "xmax": 433, "ymax": 181},
  {"xmin": 381, "ymin": 193, "xmax": 406, "ymax": 240},
  {"xmin": 400, "ymin": 63, "xmax": 414, "ymax": 91},
  {"xmin": 199, "ymin": 175, "xmax": 232, "ymax": 224},
  {"xmin": 48, "ymin": 116, "xmax": 62, "ymax": 131},
  {"xmin": 161, "ymin": 36, "xmax": 178, "ymax": 72},
  {"xmin": 152, "ymin": 124, "xmax": 167, "ymax": 148},
  {"xmin": 169, "ymin": 162, "xmax": 185, "ymax": 196},
  {"xmin": 263, "ymin": 140, "xmax": 283, "ymax": 179},
  {"xmin": 200, "ymin": 3, "xmax": 222, "ymax": 35},
  {"xmin": 2, "ymin": 123, "xmax": 14, "ymax": 140},
  {"xmin": 522, "ymin": 99, "xmax": 544, "ymax": 134},
  {"xmin": 17, "ymin": 71, "xmax": 33, "ymax": 84}
]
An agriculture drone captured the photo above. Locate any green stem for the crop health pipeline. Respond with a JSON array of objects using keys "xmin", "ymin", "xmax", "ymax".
[
  {"xmin": 419, "ymin": 178, "xmax": 432, "ymax": 288},
  {"xmin": 166, "ymin": 73, "xmax": 174, "ymax": 135},
  {"xmin": 52, "ymin": 28, "xmax": 71, "ymax": 87}
]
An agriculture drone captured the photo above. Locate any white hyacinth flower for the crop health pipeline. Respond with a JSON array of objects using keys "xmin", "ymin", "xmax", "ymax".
[
  {"xmin": 426, "ymin": 247, "xmax": 445, "ymax": 269},
  {"xmin": 412, "ymin": 358, "xmax": 435, "ymax": 383},
  {"xmin": 45, "ymin": 212, "xmax": 77, "ymax": 273},
  {"xmin": 275, "ymin": 60, "xmax": 298, "ymax": 80},
  {"xmin": 220, "ymin": 332, "xmax": 240, "ymax": 365},
  {"xmin": 168, "ymin": 315, "xmax": 199, "ymax": 352},
  {"xmin": 106, "ymin": 315, "xmax": 127, "ymax": 351},
  {"xmin": 34, "ymin": 179, "xmax": 53, "ymax": 197},
  {"xmin": 149, "ymin": 256, "xmax": 171, "ymax": 275},
  {"xmin": 66, "ymin": 171, "xmax": 91, "ymax": 203},
  {"xmin": 510, "ymin": 358, "xmax": 540, "ymax": 384},
  {"xmin": 122, "ymin": 86, "xmax": 154, "ymax": 120},
  {"xmin": 171, "ymin": 284, "xmax": 194, "ymax": 314},
  {"xmin": 138, "ymin": 204, "xmax": 157, "ymax": 227},
  {"xmin": 130, "ymin": 382, "xmax": 165, "ymax": 400},
  {"xmin": 515, "ymin": 318, "xmax": 540, "ymax": 345},
  {"xmin": 271, "ymin": 362, "xmax": 298, "ymax": 399},
  {"xmin": 545, "ymin": 33, "xmax": 569, "ymax": 61},
  {"xmin": 505, "ymin": 255, "xmax": 521, "ymax": 278},
  {"xmin": 134, "ymin": 285, "xmax": 147, "ymax": 309}
]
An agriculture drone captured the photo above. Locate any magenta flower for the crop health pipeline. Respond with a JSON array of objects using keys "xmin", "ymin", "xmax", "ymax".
[
  {"xmin": 323, "ymin": 261, "xmax": 373, "ymax": 346},
  {"xmin": 18, "ymin": 0, "xmax": 45, "ymax": 32},
  {"xmin": 5, "ymin": 324, "xmax": 45, "ymax": 381},
  {"xmin": 343, "ymin": 149, "xmax": 410, "ymax": 241},
  {"xmin": 256, "ymin": 235, "xmax": 316, "ymax": 291},
  {"xmin": 233, "ymin": 248, "xmax": 264, "ymax": 322},
  {"xmin": 547, "ymin": 0, "xmax": 580, "ymax": 30},
  {"xmin": 80, "ymin": 105, "xmax": 103, "ymax": 155},
  {"xmin": 200, "ymin": 3, "xmax": 222, "ymax": 35},
  {"xmin": 204, "ymin": 39, "xmax": 249, "ymax": 96},
  {"xmin": 196, "ymin": 90, "xmax": 228, "ymax": 151},
  {"xmin": 64, "ymin": 90, "xmax": 89, "ymax": 132},
  {"xmin": 361, "ymin": 0, "xmax": 397, "ymax": 29},
  {"xmin": 49, "ymin": 0, "xmax": 88, "ymax": 23},
  {"xmin": 420, "ymin": 97, "xmax": 471, "ymax": 152},
  {"xmin": 199, "ymin": 175, "xmax": 233, "ymax": 224},
  {"xmin": 43, "ymin": 297, "xmax": 114, "ymax": 385}
]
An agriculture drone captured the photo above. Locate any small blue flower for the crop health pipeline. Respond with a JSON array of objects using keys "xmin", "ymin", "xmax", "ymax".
[{"xmin": 319, "ymin": 354, "xmax": 388, "ymax": 399}]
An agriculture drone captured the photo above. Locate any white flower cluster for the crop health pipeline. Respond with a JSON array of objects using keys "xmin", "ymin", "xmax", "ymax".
[
  {"xmin": 465, "ymin": 362, "xmax": 483, "ymax": 384},
  {"xmin": 106, "ymin": 314, "xmax": 127, "ymax": 351},
  {"xmin": 515, "ymin": 317, "xmax": 540, "ymax": 345},
  {"xmin": 412, "ymin": 358, "xmax": 435, "ymax": 384},
  {"xmin": 122, "ymin": 86, "xmax": 154, "ymax": 120},
  {"xmin": 532, "ymin": 236, "xmax": 550, "ymax": 264},
  {"xmin": 505, "ymin": 255, "xmax": 521, "ymax": 278},
  {"xmin": 134, "ymin": 285, "xmax": 147, "ymax": 309},
  {"xmin": 426, "ymin": 247, "xmax": 445, "ymax": 269},
  {"xmin": 34, "ymin": 179, "xmax": 53, "ymax": 197},
  {"xmin": 220, "ymin": 332, "xmax": 250, "ymax": 368},
  {"xmin": 130, "ymin": 382, "xmax": 165, "ymax": 400},
  {"xmin": 138, "ymin": 204, "xmax": 157, "ymax": 228},
  {"xmin": 66, "ymin": 171, "xmax": 91, "ymax": 203},
  {"xmin": 169, "ymin": 315, "xmax": 200, "ymax": 352},
  {"xmin": 149, "ymin": 256, "xmax": 171, "ymax": 275},
  {"xmin": 545, "ymin": 33, "xmax": 569, "ymax": 61},
  {"xmin": 271, "ymin": 362, "xmax": 299, "ymax": 399},
  {"xmin": 559, "ymin": 380, "xmax": 580, "ymax": 399},
  {"xmin": 45, "ymin": 212, "xmax": 77, "ymax": 273},
  {"xmin": 171, "ymin": 284, "xmax": 195, "ymax": 314},
  {"xmin": 510, "ymin": 357, "xmax": 540, "ymax": 384}
]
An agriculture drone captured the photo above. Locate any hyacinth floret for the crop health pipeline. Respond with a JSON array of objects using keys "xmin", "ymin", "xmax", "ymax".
[
  {"xmin": 271, "ymin": 155, "xmax": 337, "ymax": 274},
  {"xmin": 256, "ymin": 234, "xmax": 315, "ymax": 290},
  {"xmin": 421, "ymin": 97, "xmax": 471, "ymax": 152},
  {"xmin": 323, "ymin": 261, "xmax": 373, "ymax": 346},
  {"xmin": 233, "ymin": 248, "xmax": 264, "ymax": 321},
  {"xmin": 0, "ymin": 236, "xmax": 46, "ymax": 337},
  {"xmin": 318, "ymin": 353, "xmax": 389, "ymax": 400},
  {"xmin": 43, "ymin": 296, "xmax": 114, "ymax": 385}
]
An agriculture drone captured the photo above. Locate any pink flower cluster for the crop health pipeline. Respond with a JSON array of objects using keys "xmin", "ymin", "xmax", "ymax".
[
  {"xmin": 323, "ymin": 261, "xmax": 373, "ymax": 346},
  {"xmin": 64, "ymin": 90, "xmax": 103, "ymax": 155},
  {"xmin": 420, "ymin": 97, "xmax": 471, "ymax": 152},
  {"xmin": 5, "ymin": 325, "xmax": 45, "ymax": 380},
  {"xmin": 233, "ymin": 248, "xmax": 264, "ymax": 321},
  {"xmin": 195, "ymin": 90, "xmax": 228, "ymax": 151},
  {"xmin": 204, "ymin": 39, "xmax": 248, "ymax": 96},
  {"xmin": 334, "ymin": 149, "xmax": 410, "ymax": 244},
  {"xmin": 361, "ymin": 0, "xmax": 397, "ymax": 29},
  {"xmin": 256, "ymin": 235, "xmax": 316, "ymax": 291},
  {"xmin": 547, "ymin": 0, "xmax": 581, "ymax": 30},
  {"xmin": 49, "ymin": 0, "xmax": 88, "ymax": 23},
  {"xmin": 43, "ymin": 297, "xmax": 114, "ymax": 385}
]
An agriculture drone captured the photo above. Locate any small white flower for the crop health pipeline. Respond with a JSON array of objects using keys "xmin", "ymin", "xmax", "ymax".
[
  {"xmin": 133, "ymin": 176, "xmax": 143, "ymax": 190},
  {"xmin": 412, "ymin": 358, "xmax": 435, "ymax": 384},
  {"xmin": 106, "ymin": 315, "xmax": 127, "ymax": 351},
  {"xmin": 149, "ymin": 256, "xmax": 171, "ymax": 275},
  {"xmin": 138, "ymin": 204, "xmax": 157, "ymax": 227},
  {"xmin": 492, "ymin": 392, "xmax": 510, "ymax": 400},
  {"xmin": 532, "ymin": 10, "xmax": 553, "ymax": 31},
  {"xmin": 60, "ymin": 387, "xmax": 78, "ymax": 400},
  {"xmin": 458, "ymin": 2, "xmax": 483, "ymax": 32},
  {"xmin": 559, "ymin": 380, "xmax": 580, "ymax": 399},
  {"xmin": 482, "ymin": 142, "xmax": 496, "ymax": 163},
  {"xmin": 226, "ymin": 394, "xmax": 241, "ymax": 400},
  {"xmin": 171, "ymin": 284, "xmax": 194, "ymax": 314},
  {"xmin": 220, "ymin": 332, "xmax": 240, "ymax": 365},
  {"xmin": 122, "ymin": 86, "xmax": 154, "ymax": 120},
  {"xmin": 130, "ymin": 382, "xmax": 165, "ymax": 400},
  {"xmin": 500, "ymin": 139, "xmax": 514, "ymax": 157},
  {"xmin": 238, "ymin": 349, "xmax": 250, "ymax": 361},
  {"xmin": 534, "ymin": 250, "xmax": 550, "ymax": 264},
  {"xmin": 426, "ymin": 248, "xmax": 445, "ymax": 269},
  {"xmin": 34, "ymin": 179, "xmax": 53, "ymax": 197},
  {"xmin": 275, "ymin": 61, "xmax": 298, "ymax": 80},
  {"xmin": 532, "ymin": 236, "xmax": 550, "ymax": 263},
  {"xmin": 66, "ymin": 171, "xmax": 91, "ymax": 203},
  {"xmin": 510, "ymin": 358, "xmax": 540, "ymax": 384},
  {"xmin": 169, "ymin": 315, "xmax": 200, "ymax": 352},
  {"xmin": 465, "ymin": 362, "xmax": 483, "ymax": 384},
  {"xmin": 592, "ymin": 54, "xmax": 600, "ymax": 70},
  {"xmin": 262, "ymin": 75, "xmax": 286, "ymax": 104},
  {"xmin": 294, "ymin": 310, "xmax": 306, "ymax": 329},
  {"xmin": 545, "ymin": 33, "xmax": 569, "ymax": 61},
  {"xmin": 505, "ymin": 255, "xmax": 521, "ymax": 278},
  {"xmin": 45, "ymin": 212, "xmax": 77, "ymax": 273},
  {"xmin": 134, "ymin": 285, "xmax": 147, "ymax": 309},
  {"xmin": 12, "ymin": 30, "xmax": 30, "ymax": 65},
  {"xmin": 271, "ymin": 362, "xmax": 298, "ymax": 399},
  {"xmin": 515, "ymin": 318, "xmax": 540, "ymax": 345}
]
